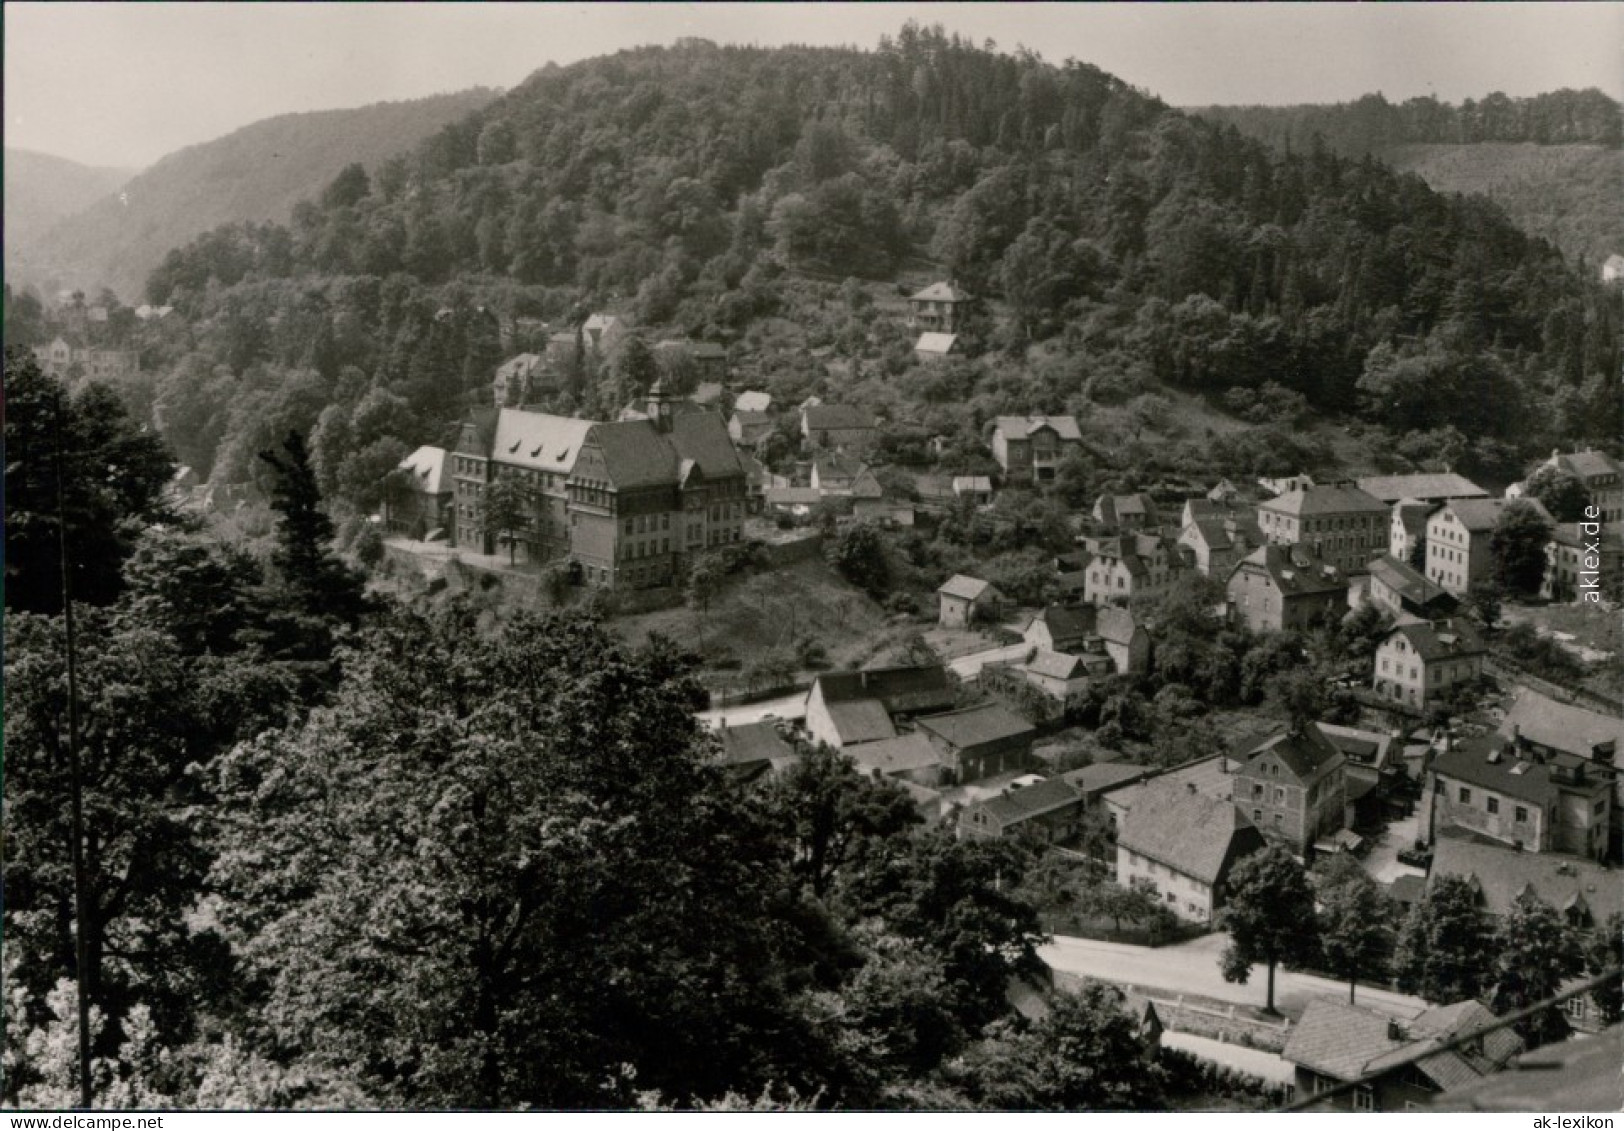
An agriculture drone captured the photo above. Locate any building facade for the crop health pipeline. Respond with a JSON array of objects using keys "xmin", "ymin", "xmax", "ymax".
[
  {"xmin": 1257, "ymin": 483, "xmax": 1389, "ymax": 574},
  {"xmin": 990, "ymin": 415, "xmax": 1082, "ymax": 485}
]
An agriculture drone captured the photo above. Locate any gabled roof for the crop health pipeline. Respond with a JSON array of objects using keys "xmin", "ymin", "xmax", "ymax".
[
  {"xmin": 733, "ymin": 390, "xmax": 772, "ymax": 413},
  {"xmin": 803, "ymin": 404, "xmax": 877, "ymax": 432},
  {"xmin": 952, "ymin": 475, "xmax": 993, "ymax": 493},
  {"xmin": 1285, "ymin": 998, "xmax": 1521, "ymax": 1088},
  {"xmin": 397, "ymin": 445, "xmax": 451, "ymax": 495},
  {"xmin": 1026, "ymin": 603, "xmax": 1098, "ymax": 644},
  {"xmin": 1429, "ymin": 836, "xmax": 1624, "ymax": 924},
  {"xmin": 1062, "ymin": 762, "xmax": 1152, "ymax": 796},
  {"xmin": 1355, "ymin": 473, "xmax": 1489, "ymax": 505},
  {"xmin": 716, "ymin": 721, "xmax": 796, "ymax": 773},
  {"xmin": 455, "ymin": 406, "xmax": 501, "ymax": 457},
  {"xmin": 1368, "ymin": 554, "xmax": 1455, "ymax": 609},
  {"xmin": 910, "ymin": 281, "xmax": 971, "ymax": 302},
  {"xmin": 1117, "ymin": 782, "xmax": 1259, "ymax": 885},
  {"xmin": 1551, "ymin": 449, "xmax": 1623, "ymax": 481},
  {"xmin": 1430, "ymin": 735, "xmax": 1607, "ymax": 808},
  {"xmin": 582, "ymin": 312, "xmax": 622, "ymax": 334},
  {"xmin": 1105, "ymin": 754, "xmax": 1237, "ymax": 812},
  {"xmin": 1237, "ymin": 723, "xmax": 1346, "ymax": 781},
  {"xmin": 1382, "ymin": 617, "xmax": 1485, "ymax": 662},
  {"xmin": 1498, "ymin": 687, "xmax": 1623, "ymax": 759},
  {"xmin": 993, "ymin": 415, "xmax": 1083, "ymax": 442},
  {"xmin": 691, "ymin": 381, "xmax": 725, "ymax": 405},
  {"xmin": 825, "ymin": 700, "xmax": 897, "ymax": 746},
  {"xmin": 1096, "ymin": 492, "xmax": 1156, "ymax": 518},
  {"xmin": 580, "ymin": 412, "xmax": 743, "ymax": 491},
  {"xmin": 1232, "ymin": 544, "xmax": 1347, "ymax": 595},
  {"xmin": 915, "ymin": 702, "xmax": 1035, "ymax": 750},
  {"xmin": 914, "ymin": 331, "xmax": 959, "ymax": 354},
  {"xmin": 1185, "ymin": 514, "xmax": 1262, "ymax": 553},
  {"xmin": 1260, "ymin": 483, "xmax": 1389, "ymax": 517},
  {"xmin": 814, "ymin": 665, "xmax": 954, "ymax": 712},
  {"xmin": 1021, "ymin": 649, "xmax": 1088, "ymax": 681},
  {"xmin": 813, "ymin": 451, "xmax": 862, "ymax": 479},
  {"xmin": 850, "ymin": 468, "xmax": 884, "ymax": 499},
  {"xmin": 493, "ymin": 409, "xmax": 594, "ymax": 475},
  {"xmin": 977, "ymin": 777, "xmax": 1082, "ymax": 825},
  {"xmin": 938, "ymin": 574, "xmax": 996, "ymax": 602},
  {"xmin": 1439, "ymin": 497, "xmax": 1551, "ymax": 533},
  {"xmin": 846, "ymin": 732, "xmax": 940, "ymax": 776}
]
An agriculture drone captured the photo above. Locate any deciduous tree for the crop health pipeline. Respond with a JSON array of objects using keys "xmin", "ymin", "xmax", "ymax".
[
  {"xmin": 1218, "ymin": 845, "xmax": 1319, "ymax": 1013},
  {"xmin": 1394, "ymin": 875, "xmax": 1496, "ymax": 1004}
]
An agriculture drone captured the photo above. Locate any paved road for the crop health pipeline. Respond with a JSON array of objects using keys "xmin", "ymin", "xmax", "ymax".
[
  {"xmin": 1041, "ymin": 933, "xmax": 1426, "ymax": 1021},
  {"xmin": 699, "ymin": 689, "xmax": 809, "ymax": 728},
  {"xmin": 1161, "ymin": 1031, "xmax": 1296, "ymax": 1085},
  {"xmin": 948, "ymin": 642, "xmax": 1033, "ymax": 679}
]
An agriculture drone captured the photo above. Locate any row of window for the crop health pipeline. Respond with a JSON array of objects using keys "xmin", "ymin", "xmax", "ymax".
[{"xmin": 1442, "ymin": 781, "xmax": 1533, "ymax": 824}]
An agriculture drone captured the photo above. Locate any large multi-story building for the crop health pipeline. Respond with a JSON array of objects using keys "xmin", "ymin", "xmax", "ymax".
[
  {"xmin": 1226, "ymin": 544, "xmax": 1348, "ymax": 633},
  {"xmin": 1231, "ymin": 724, "xmax": 1348, "ymax": 858},
  {"xmin": 1081, "ymin": 531, "xmax": 1192, "ymax": 607},
  {"xmin": 1257, "ymin": 483, "xmax": 1389, "ymax": 573},
  {"xmin": 1424, "ymin": 498, "xmax": 1553, "ymax": 595},
  {"xmin": 990, "ymin": 415, "xmax": 1082, "ymax": 485},
  {"xmin": 31, "ymin": 336, "xmax": 140, "ymax": 381},
  {"xmin": 451, "ymin": 384, "xmax": 745, "ymax": 588},
  {"xmin": 1422, "ymin": 734, "xmax": 1612, "ymax": 860},
  {"xmin": 1511, "ymin": 449, "xmax": 1624, "ymax": 523}
]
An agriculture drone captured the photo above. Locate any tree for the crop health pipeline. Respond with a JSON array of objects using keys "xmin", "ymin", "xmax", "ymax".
[
  {"xmin": 948, "ymin": 983, "xmax": 1165, "ymax": 1111},
  {"xmin": 1394, "ymin": 875, "xmax": 1496, "ymax": 1004},
  {"xmin": 1521, "ymin": 465, "xmax": 1592, "ymax": 524},
  {"xmin": 482, "ymin": 474, "xmax": 530, "ymax": 565},
  {"xmin": 208, "ymin": 605, "xmax": 831, "ymax": 1108},
  {"xmin": 1465, "ymin": 581, "xmax": 1502, "ymax": 628},
  {"xmin": 1265, "ymin": 666, "xmax": 1329, "ymax": 731},
  {"xmin": 1492, "ymin": 892, "xmax": 1585, "ymax": 1046},
  {"xmin": 4, "ymin": 349, "xmax": 175, "ymax": 614},
  {"xmin": 1489, "ymin": 500, "xmax": 1554, "ymax": 596},
  {"xmin": 1219, "ymin": 845, "xmax": 1319, "ymax": 1013},
  {"xmin": 827, "ymin": 523, "xmax": 890, "ymax": 595},
  {"xmin": 1315, "ymin": 855, "xmax": 1394, "ymax": 1003},
  {"xmin": 1583, "ymin": 914, "xmax": 1623, "ymax": 1025}
]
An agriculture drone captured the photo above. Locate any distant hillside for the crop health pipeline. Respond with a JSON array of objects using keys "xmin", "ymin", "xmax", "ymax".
[
  {"xmin": 4, "ymin": 149, "xmax": 134, "ymax": 290},
  {"xmin": 19, "ymin": 88, "xmax": 500, "ymax": 300},
  {"xmin": 1192, "ymin": 90, "xmax": 1623, "ymax": 264}
]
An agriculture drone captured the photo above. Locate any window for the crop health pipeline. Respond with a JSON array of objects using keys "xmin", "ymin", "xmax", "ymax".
[
  {"xmin": 1252, "ymin": 784, "xmax": 1263, "ymax": 800},
  {"xmin": 1273, "ymin": 813, "xmax": 1283, "ymax": 827},
  {"xmin": 1487, "ymin": 796, "xmax": 1499, "ymax": 815},
  {"xmin": 1253, "ymin": 809, "xmax": 1262, "ymax": 822},
  {"xmin": 1459, "ymin": 787, "xmax": 1471, "ymax": 804},
  {"xmin": 1353, "ymin": 1087, "xmax": 1374, "ymax": 1112},
  {"xmin": 1564, "ymin": 997, "xmax": 1587, "ymax": 1021}
]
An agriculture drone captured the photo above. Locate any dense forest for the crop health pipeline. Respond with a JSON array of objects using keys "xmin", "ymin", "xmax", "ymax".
[
  {"xmin": 82, "ymin": 30, "xmax": 1616, "ymax": 535},
  {"xmin": 1193, "ymin": 90, "xmax": 1624, "ymax": 265},
  {"xmin": 2, "ymin": 149, "xmax": 133, "ymax": 287},
  {"xmin": 1192, "ymin": 88, "xmax": 1622, "ymax": 156}
]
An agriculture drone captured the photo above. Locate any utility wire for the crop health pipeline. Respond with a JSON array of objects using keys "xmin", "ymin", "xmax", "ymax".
[{"xmin": 1277, "ymin": 965, "xmax": 1623, "ymax": 1112}]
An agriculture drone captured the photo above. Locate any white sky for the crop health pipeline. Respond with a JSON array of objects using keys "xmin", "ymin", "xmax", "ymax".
[{"xmin": 6, "ymin": 2, "xmax": 1623, "ymax": 170}]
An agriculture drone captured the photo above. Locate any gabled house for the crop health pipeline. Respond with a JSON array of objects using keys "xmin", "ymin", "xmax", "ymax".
[
  {"xmin": 1425, "ymin": 498, "xmax": 1551, "ymax": 596},
  {"xmin": 493, "ymin": 352, "xmax": 552, "ymax": 406},
  {"xmin": 728, "ymin": 409, "xmax": 775, "ymax": 448},
  {"xmin": 1257, "ymin": 482, "xmax": 1389, "ymax": 574},
  {"xmin": 1180, "ymin": 511, "xmax": 1265, "ymax": 578},
  {"xmin": 1003, "ymin": 649, "xmax": 1105, "ymax": 700},
  {"xmin": 1081, "ymin": 531, "xmax": 1191, "ymax": 607},
  {"xmin": 952, "ymin": 476, "xmax": 994, "ymax": 506},
  {"xmin": 915, "ymin": 702, "xmax": 1036, "ymax": 783},
  {"xmin": 1115, "ymin": 781, "xmax": 1267, "ymax": 925},
  {"xmin": 1019, "ymin": 604, "xmax": 1149, "ymax": 675},
  {"xmin": 1544, "ymin": 522, "xmax": 1624, "ymax": 603},
  {"xmin": 959, "ymin": 776, "xmax": 1083, "ymax": 842},
  {"xmin": 452, "ymin": 406, "xmax": 594, "ymax": 562},
  {"xmin": 581, "ymin": 312, "xmax": 628, "ymax": 355},
  {"xmin": 733, "ymin": 390, "xmax": 772, "ymax": 414},
  {"xmin": 654, "ymin": 338, "xmax": 727, "ymax": 381},
  {"xmin": 937, "ymin": 575, "xmax": 1004, "ymax": 628},
  {"xmin": 1422, "ymin": 734, "xmax": 1612, "ymax": 860},
  {"xmin": 1371, "ymin": 617, "xmax": 1485, "ymax": 710},
  {"xmin": 1226, "ymin": 544, "xmax": 1348, "ymax": 633},
  {"xmin": 804, "ymin": 665, "xmax": 955, "ymax": 751},
  {"xmin": 1232, "ymin": 724, "xmax": 1349, "ymax": 858},
  {"xmin": 388, "ymin": 445, "xmax": 453, "ymax": 539},
  {"xmin": 1364, "ymin": 555, "xmax": 1459, "ymax": 620},
  {"xmin": 1093, "ymin": 493, "xmax": 1159, "ymax": 531},
  {"xmin": 990, "ymin": 415, "xmax": 1082, "ymax": 485},
  {"xmin": 1389, "ymin": 498, "xmax": 1437, "ymax": 564},
  {"xmin": 907, "ymin": 281, "xmax": 972, "ymax": 332},
  {"xmin": 1284, "ymin": 998, "xmax": 1523, "ymax": 1112},
  {"xmin": 801, "ymin": 404, "xmax": 878, "ymax": 455}
]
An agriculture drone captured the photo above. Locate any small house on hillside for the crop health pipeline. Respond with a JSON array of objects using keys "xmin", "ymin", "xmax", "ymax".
[
  {"xmin": 388, "ymin": 445, "xmax": 453, "ymax": 539},
  {"xmin": 914, "ymin": 331, "xmax": 962, "ymax": 360},
  {"xmin": 937, "ymin": 574, "xmax": 1003, "ymax": 628},
  {"xmin": 907, "ymin": 281, "xmax": 972, "ymax": 332},
  {"xmin": 952, "ymin": 475, "xmax": 994, "ymax": 506},
  {"xmin": 801, "ymin": 404, "xmax": 878, "ymax": 455}
]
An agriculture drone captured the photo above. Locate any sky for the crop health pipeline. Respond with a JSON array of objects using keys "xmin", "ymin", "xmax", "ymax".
[{"xmin": 6, "ymin": 2, "xmax": 1623, "ymax": 170}]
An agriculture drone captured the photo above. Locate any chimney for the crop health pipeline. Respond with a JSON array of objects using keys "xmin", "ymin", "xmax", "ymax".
[{"xmin": 647, "ymin": 378, "xmax": 674, "ymax": 433}]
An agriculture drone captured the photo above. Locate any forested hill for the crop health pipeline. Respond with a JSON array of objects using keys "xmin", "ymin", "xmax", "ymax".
[
  {"xmin": 115, "ymin": 30, "xmax": 1619, "ymax": 514},
  {"xmin": 18, "ymin": 88, "xmax": 500, "ymax": 300},
  {"xmin": 3, "ymin": 149, "xmax": 133, "ymax": 289},
  {"xmin": 1192, "ymin": 90, "xmax": 1624, "ymax": 264}
]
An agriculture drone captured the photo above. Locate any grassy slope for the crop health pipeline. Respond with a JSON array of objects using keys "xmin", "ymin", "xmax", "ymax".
[
  {"xmin": 612, "ymin": 555, "xmax": 899, "ymax": 676},
  {"xmin": 1379, "ymin": 142, "xmax": 1623, "ymax": 265}
]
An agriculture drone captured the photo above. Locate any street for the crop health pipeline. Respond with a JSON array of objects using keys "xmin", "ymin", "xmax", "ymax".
[{"xmin": 1041, "ymin": 933, "xmax": 1426, "ymax": 1021}]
